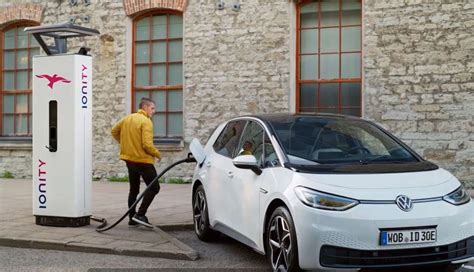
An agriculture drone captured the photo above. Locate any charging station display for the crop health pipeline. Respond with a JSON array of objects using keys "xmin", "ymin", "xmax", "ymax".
[{"xmin": 32, "ymin": 54, "xmax": 92, "ymax": 226}]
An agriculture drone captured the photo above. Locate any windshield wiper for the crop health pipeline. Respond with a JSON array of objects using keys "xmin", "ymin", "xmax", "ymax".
[
  {"xmin": 359, "ymin": 155, "xmax": 414, "ymax": 165},
  {"xmin": 360, "ymin": 155, "xmax": 391, "ymax": 164}
]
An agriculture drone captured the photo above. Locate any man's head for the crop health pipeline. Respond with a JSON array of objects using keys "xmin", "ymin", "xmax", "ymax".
[
  {"xmin": 243, "ymin": 141, "xmax": 253, "ymax": 151},
  {"xmin": 139, "ymin": 98, "xmax": 156, "ymax": 118}
]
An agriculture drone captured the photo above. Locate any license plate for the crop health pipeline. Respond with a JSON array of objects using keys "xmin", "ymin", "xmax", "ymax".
[{"xmin": 380, "ymin": 228, "xmax": 437, "ymax": 246}]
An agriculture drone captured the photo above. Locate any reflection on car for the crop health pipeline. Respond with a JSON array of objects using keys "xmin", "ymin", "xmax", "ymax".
[{"xmin": 190, "ymin": 113, "xmax": 474, "ymax": 272}]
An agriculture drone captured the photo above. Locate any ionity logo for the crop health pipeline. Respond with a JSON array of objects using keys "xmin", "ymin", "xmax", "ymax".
[{"xmin": 36, "ymin": 74, "xmax": 71, "ymax": 89}]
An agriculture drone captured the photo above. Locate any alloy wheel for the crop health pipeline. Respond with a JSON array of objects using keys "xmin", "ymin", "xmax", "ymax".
[
  {"xmin": 268, "ymin": 215, "xmax": 292, "ymax": 272},
  {"xmin": 193, "ymin": 190, "xmax": 207, "ymax": 234}
]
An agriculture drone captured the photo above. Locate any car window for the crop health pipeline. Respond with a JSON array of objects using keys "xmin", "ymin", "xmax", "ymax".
[
  {"xmin": 312, "ymin": 123, "xmax": 391, "ymax": 160},
  {"xmin": 237, "ymin": 123, "xmax": 280, "ymax": 168},
  {"xmin": 312, "ymin": 128, "xmax": 358, "ymax": 160},
  {"xmin": 262, "ymin": 133, "xmax": 280, "ymax": 168},
  {"xmin": 235, "ymin": 121, "xmax": 263, "ymax": 159},
  {"xmin": 213, "ymin": 120, "xmax": 247, "ymax": 158},
  {"xmin": 270, "ymin": 117, "xmax": 417, "ymax": 164}
]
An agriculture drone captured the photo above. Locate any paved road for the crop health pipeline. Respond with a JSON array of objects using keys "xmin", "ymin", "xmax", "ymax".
[
  {"xmin": 0, "ymin": 230, "xmax": 268, "ymax": 272},
  {"xmin": 1, "ymin": 230, "xmax": 473, "ymax": 272}
]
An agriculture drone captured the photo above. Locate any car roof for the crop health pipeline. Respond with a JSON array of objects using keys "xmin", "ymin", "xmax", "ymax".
[{"xmin": 237, "ymin": 113, "xmax": 364, "ymax": 123}]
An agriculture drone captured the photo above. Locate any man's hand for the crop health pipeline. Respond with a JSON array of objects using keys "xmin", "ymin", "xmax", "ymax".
[{"xmin": 156, "ymin": 158, "xmax": 161, "ymax": 163}]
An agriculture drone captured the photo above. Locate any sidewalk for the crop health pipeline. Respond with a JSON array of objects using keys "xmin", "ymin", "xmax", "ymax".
[
  {"xmin": 0, "ymin": 179, "xmax": 473, "ymax": 261},
  {"xmin": 0, "ymin": 179, "xmax": 197, "ymax": 260}
]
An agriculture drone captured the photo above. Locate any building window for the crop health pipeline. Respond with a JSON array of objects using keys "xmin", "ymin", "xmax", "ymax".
[
  {"xmin": 1, "ymin": 23, "xmax": 39, "ymax": 137},
  {"xmin": 132, "ymin": 12, "xmax": 183, "ymax": 141},
  {"xmin": 297, "ymin": 0, "xmax": 362, "ymax": 116}
]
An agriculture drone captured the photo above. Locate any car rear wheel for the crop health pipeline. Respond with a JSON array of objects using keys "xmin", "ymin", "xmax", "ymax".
[
  {"xmin": 266, "ymin": 206, "xmax": 300, "ymax": 272},
  {"xmin": 193, "ymin": 185, "xmax": 217, "ymax": 241}
]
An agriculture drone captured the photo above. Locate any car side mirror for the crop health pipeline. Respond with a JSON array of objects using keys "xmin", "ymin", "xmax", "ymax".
[{"xmin": 233, "ymin": 155, "xmax": 262, "ymax": 175}]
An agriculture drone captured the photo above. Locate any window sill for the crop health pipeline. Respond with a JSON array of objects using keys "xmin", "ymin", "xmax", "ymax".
[
  {"xmin": 154, "ymin": 138, "xmax": 184, "ymax": 152},
  {"xmin": 156, "ymin": 144, "xmax": 184, "ymax": 152},
  {"xmin": 0, "ymin": 139, "xmax": 32, "ymax": 150}
]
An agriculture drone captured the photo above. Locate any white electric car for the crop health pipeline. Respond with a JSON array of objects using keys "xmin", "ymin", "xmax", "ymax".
[{"xmin": 190, "ymin": 114, "xmax": 474, "ymax": 271}]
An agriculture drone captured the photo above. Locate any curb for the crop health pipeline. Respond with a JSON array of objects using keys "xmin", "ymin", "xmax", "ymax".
[
  {"xmin": 152, "ymin": 227, "xmax": 199, "ymax": 260},
  {"xmin": 0, "ymin": 235, "xmax": 198, "ymax": 261},
  {"xmin": 157, "ymin": 223, "xmax": 194, "ymax": 231}
]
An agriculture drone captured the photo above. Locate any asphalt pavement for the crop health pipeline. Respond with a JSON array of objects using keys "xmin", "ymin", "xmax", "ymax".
[{"xmin": 1, "ymin": 178, "xmax": 473, "ymax": 271}]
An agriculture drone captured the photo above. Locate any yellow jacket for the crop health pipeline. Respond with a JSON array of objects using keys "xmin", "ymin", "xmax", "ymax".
[{"xmin": 111, "ymin": 109, "xmax": 161, "ymax": 164}]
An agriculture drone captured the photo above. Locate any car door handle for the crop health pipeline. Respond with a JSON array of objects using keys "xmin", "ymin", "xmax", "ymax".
[
  {"xmin": 227, "ymin": 171, "xmax": 234, "ymax": 178},
  {"xmin": 206, "ymin": 161, "xmax": 211, "ymax": 168}
]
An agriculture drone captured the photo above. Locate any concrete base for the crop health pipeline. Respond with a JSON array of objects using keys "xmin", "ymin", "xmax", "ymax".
[{"xmin": 35, "ymin": 215, "xmax": 90, "ymax": 227}]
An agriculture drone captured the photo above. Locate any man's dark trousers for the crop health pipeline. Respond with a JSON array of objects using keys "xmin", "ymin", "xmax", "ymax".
[{"xmin": 126, "ymin": 161, "xmax": 160, "ymax": 219}]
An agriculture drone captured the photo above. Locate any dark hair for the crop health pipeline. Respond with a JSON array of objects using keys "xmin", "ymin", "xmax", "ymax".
[{"xmin": 139, "ymin": 98, "xmax": 155, "ymax": 109}]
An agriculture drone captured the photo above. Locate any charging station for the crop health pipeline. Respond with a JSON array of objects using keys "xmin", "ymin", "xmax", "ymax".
[{"xmin": 25, "ymin": 23, "xmax": 99, "ymax": 227}]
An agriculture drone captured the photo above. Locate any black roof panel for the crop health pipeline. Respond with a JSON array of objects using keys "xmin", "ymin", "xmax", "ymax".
[{"xmin": 241, "ymin": 113, "xmax": 363, "ymax": 123}]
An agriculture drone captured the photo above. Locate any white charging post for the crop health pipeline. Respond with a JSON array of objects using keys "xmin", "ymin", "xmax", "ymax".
[{"xmin": 25, "ymin": 23, "xmax": 99, "ymax": 227}]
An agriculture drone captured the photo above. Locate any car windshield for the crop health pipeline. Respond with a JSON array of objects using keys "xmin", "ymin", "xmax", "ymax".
[{"xmin": 269, "ymin": 117, "xmax": 418, "ymax": 165}]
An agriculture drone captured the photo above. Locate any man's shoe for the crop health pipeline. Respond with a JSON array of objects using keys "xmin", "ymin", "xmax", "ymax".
[
  {"xmin": 132, "ymin": 215, "xmax": 154, "ymax": 228},
  {"xmin": 128, "ymin": 219, "xmax": 139, "ymax": 226}
]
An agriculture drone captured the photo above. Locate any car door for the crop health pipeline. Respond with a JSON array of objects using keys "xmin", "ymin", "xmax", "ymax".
[
  {"xmin": 206, "ymin": 120, "xmax": 246, "ymax": 228},
  {"xmin": 227, "ymin": 120, "xmax": 273, "ymax": 246}
]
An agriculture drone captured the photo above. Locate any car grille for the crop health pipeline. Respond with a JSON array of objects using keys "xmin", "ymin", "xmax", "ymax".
[{"xmin": 320, "ymin": 236, "xmax": 474, "ymax": 268}]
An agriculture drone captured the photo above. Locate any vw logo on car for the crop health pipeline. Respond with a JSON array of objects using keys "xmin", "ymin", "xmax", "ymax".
[
  {"xmin": 190, "ymin": 113, "xmax": 474, "ymax": 272},
  {"xmin": 395, "ymin": 195, "xmax": 413, "ymax": 212}
]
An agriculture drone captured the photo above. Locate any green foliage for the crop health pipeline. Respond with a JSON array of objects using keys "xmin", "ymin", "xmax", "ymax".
[
  {"xmin": 108, "ymin": 176, "xmax": 129, "ymax": 182},
  {"xmin": 0, "ymin": 171, "xmax": 14, "ymax": 179},
  {"xmin": 106, "ymin": 176, "xmax": 191, "ymax": 184},
  {"xmin": 165, "ymin": 177, "xmax": 191, "ymax": 184}
]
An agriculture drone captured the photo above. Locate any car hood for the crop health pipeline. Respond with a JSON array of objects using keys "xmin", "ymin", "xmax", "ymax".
[{"xmin": 295, "ymin": 168, "xmax": 459, "ymax": 200}]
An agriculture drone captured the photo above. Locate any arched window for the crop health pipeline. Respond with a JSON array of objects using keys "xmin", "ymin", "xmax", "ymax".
[
  {"xmin": 296, "ymin": 0, "xmax": 362, "ymax": 116},
  {"xmin": 132, "ymin": 11, "xmax": 183, "ymax": 141},
  {"xmin": 0, "ymin": 22, "xmax": 39, "ymax": 137}
]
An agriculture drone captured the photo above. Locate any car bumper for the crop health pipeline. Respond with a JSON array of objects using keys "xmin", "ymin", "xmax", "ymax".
[
  {"xmin": 292, "ymin": 199, "xmax": 474, "ymax": 270},
  {"xmin": 319, "ymin": 236, "xmax": 474, "ymax": 269}
]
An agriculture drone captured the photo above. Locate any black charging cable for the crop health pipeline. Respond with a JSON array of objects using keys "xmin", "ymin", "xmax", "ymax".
[{"xmin": 95, "ymin": 153, "xmax": 196, "ymax": 233}]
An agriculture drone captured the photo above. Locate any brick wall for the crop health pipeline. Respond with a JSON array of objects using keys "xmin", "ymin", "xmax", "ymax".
[
  {"xmin": 123, "ymin": 0, "xmax": 187, "ymax": 16},
  {"xmin": 0, "ymin": 3, "xmax": 42, "ymax": 26}
]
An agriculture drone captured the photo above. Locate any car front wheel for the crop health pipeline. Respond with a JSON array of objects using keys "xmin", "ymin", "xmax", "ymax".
[
  {"xmin": 266, "ymin": 206, "xmax": 300, "ymax": 272},
  {"xmin": 193, "ymin": 185, "xmax": 217, "ymax": 241}
]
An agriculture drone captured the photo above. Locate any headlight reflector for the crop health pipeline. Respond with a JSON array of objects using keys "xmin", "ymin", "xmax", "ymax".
[
  {"xmin": 443, "ymin": 186, "xmax": 471, "ymax": 205},
  {"xmin": 294, "ymin": 186, "xmax": 359, "ymax": 211}
]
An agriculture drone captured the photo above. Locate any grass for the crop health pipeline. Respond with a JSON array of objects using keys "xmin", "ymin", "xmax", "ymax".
[
  {"xmin": 108, "ymin": 176, "xmax": 129, "ymax": 182},
  {"xmin": 0, "ymin": 171, "xmax": 14, "ymax": 179},
  {"xmin": 106, "ymin": 176, "xmax": 191, "ymax": 184},
  {"xmin": 166, "ymin": 177, "xmax": 191, "ymax": 184}
]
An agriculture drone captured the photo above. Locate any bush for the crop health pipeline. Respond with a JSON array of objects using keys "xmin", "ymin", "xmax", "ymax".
[{"xmin": 1, "ymin": 171, "xmax": 14, "ymax": 179}]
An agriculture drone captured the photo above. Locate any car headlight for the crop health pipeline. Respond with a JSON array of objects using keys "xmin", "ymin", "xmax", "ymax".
[
  {"xmin": 442, "ymin": 186, "xmax": 471, "ymax": 205},
  {"xmin": 294, "ymin": 186, "xmax": 359, "ymax": 211}
]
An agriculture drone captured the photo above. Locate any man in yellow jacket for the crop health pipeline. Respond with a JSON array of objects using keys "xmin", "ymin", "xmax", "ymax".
[{"xmin": 111, "ymin": 98, "xmax": 161, "ymax": 228}]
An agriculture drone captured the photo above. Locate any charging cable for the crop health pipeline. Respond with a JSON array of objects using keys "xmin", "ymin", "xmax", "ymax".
[{"xmin": 95, "ymin": 153, "xmax": 196, "ymax": 232}]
